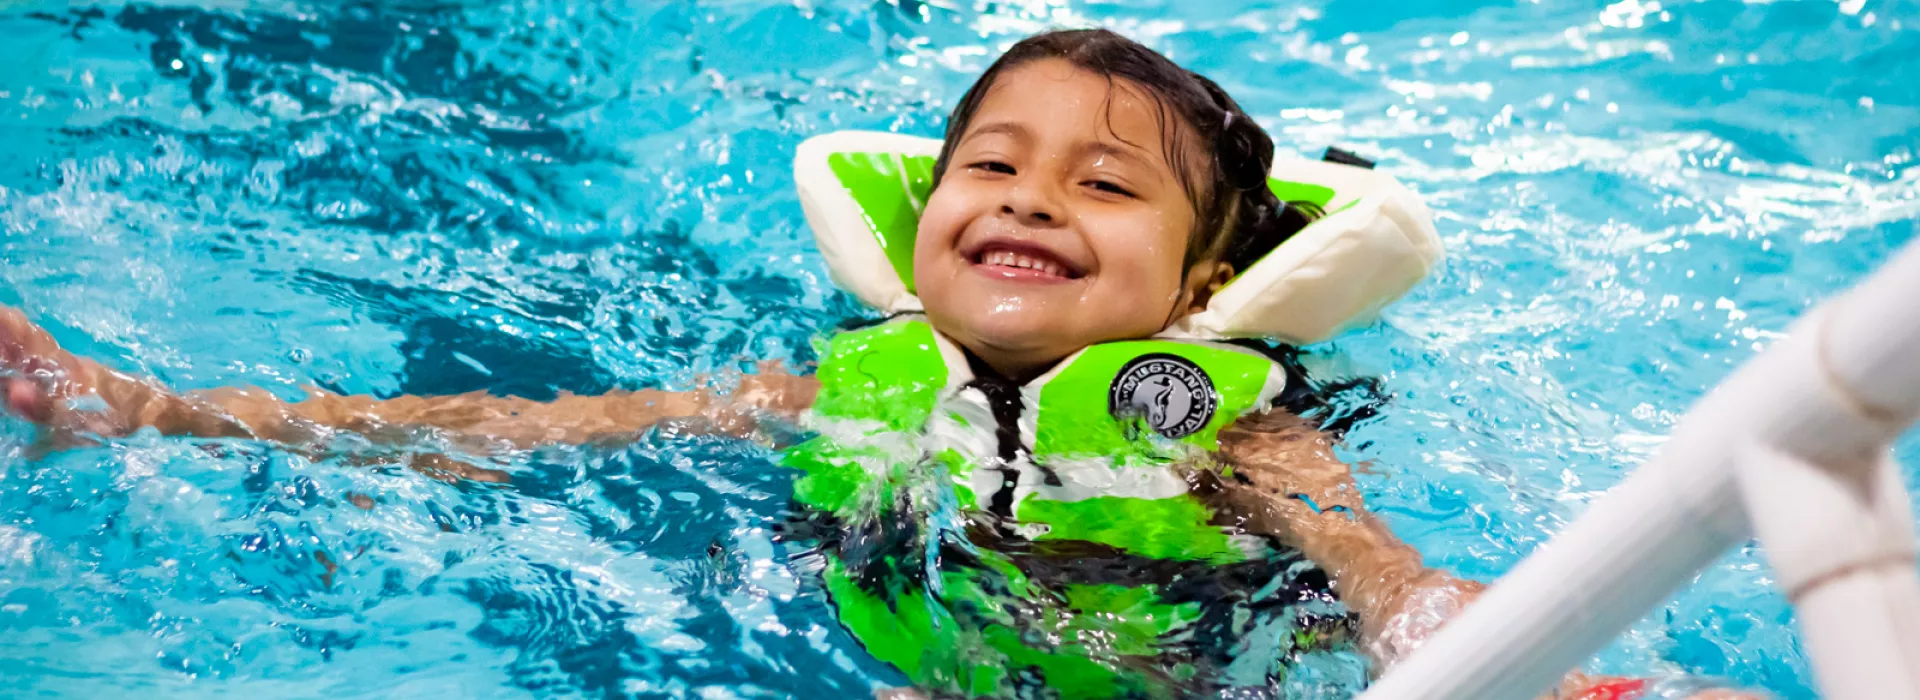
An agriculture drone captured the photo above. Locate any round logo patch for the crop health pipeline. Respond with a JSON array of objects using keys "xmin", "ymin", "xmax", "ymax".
[{"xmin": 1108, "ymin": 354, "xmax": 1218, "ymax": 439}]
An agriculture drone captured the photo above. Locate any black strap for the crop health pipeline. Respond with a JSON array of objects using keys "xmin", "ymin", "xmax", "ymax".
[
  {"xmin": 1321, "ymin": 146, "xmax": 1375, "ymax": 169},
  {"xmin": 963, "ymin": 371, "xmax": 1025, "ymax": 519}
]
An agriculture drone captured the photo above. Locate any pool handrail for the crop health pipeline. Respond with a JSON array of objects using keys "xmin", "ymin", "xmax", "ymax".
[{"xmin": 1360, "ymin": 238, "xmax": 1920, "ymax": 699}]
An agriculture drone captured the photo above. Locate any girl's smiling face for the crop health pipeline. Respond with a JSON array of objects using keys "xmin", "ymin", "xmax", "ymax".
[{"xmin": 913, "ymin": 58, "xmax": 1228, "ymax": 380}]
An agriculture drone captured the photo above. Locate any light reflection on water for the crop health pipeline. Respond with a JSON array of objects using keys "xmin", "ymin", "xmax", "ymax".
[{"xmin": 0, "ymin": 0, "xmax": 1915, "ymax": 697}]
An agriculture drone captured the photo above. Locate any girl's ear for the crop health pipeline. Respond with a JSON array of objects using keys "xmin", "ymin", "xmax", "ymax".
[{"xmin": 1182, "ymin": 261, "xmax": 1236, "ymax": 315}]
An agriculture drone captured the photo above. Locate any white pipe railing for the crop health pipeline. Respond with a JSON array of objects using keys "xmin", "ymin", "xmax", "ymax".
[{"xmin": 1362, "ymin": 239, "xmax": 1920, "ymax": 700}]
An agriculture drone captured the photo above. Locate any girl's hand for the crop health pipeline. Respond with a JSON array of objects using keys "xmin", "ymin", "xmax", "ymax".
[
  {"xmin": 0, "ymin": 307, "xmax": 127, "ymax": 436},
  {"xmin": 1365, "ymin": 568, "xmax": 1485, "ymax": 666}
]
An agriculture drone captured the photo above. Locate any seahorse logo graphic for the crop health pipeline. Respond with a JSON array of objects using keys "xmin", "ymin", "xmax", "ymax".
[{"xmin": 1108, "ymin": 354, "xmax": 1218, "ymax": 439}]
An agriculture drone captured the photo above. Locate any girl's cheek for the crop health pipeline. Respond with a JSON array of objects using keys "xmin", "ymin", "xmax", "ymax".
[{"xmin": 918, "ymin": 206, "xmax": 964, "ymax": 251}]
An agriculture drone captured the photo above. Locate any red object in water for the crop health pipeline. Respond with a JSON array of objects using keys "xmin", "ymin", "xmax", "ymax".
[{"xmin": 1574, "ymin": 679, "xmax": 1648, "ymax": 700}]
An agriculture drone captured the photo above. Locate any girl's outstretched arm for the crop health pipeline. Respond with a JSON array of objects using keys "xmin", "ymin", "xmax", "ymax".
[
  {"xmin": 1212, "ymin": 409, "xmax": 1478, "ymax": 666},
  {"xmin": 0, "ymin": 307, "xmax": 818, "ymax": 449},
  {"xmin": 1211, "ymin": 411, "xmax": 1764, "ymax": 699}
]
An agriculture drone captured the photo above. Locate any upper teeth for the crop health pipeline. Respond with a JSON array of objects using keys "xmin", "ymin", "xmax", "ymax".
[{"xmin": 982, "ymin": 250, "xmax": 1067, "ymax": 277}]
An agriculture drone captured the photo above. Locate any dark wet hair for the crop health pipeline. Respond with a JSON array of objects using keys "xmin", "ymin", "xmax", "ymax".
[{"xmin": 930, "ymin": 28, "xmax": 1304, "ymax": 275}]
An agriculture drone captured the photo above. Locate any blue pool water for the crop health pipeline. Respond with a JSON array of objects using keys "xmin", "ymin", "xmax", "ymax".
[{"xmin": 1, "ymin": 0, "xmax": 1916, "ymax": 697}]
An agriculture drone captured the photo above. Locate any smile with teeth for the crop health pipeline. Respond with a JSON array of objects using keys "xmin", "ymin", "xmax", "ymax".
[{"xmin": 979, "ymin": 249, "xmax": 1070, "ymax": 278}]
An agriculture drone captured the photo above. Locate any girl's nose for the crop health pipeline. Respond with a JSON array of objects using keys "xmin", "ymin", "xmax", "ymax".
[{"xmin": 1001, "ymin": 181, "xmax": 1064, "ymax": 227}]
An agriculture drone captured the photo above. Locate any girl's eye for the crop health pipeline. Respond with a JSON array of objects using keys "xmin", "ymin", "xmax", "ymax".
[
  {"xmin": 969, "ymin": 160, "xmax": 1016, "ymax": 175},
  {"xmin": 1087, "ymin": 180, "xmax": 1136, "ymax": 198}
]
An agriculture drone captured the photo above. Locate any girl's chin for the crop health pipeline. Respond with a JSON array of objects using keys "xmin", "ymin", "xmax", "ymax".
[
  {"xmin": 957, "ymin": 305, "xmax": 1059, "ymax": 335},
  {"xmin": 944, "ymin": 312, "xmax": 1068, "ymax": 353},
  {"xmin": 924, "ymin": 293, "xmax": 1114, "ymax": 354}
]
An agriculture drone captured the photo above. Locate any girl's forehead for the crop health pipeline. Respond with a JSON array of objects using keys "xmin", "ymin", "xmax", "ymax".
[{"xmin": 966, "ymin": 59, "xmax": 1187, "ymax": 170}]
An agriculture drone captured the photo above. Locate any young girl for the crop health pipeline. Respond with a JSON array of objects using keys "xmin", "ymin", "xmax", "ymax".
[{"xmin": 0, "ymin": 28, "xmax": 1742, "ymax": 700}]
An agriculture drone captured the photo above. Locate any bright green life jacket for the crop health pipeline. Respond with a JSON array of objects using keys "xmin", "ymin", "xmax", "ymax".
[
  {"xmin": 781, "ymin": 317, "xmax": 1343, "ymax": 698},
  {"xmin": 789, "ymin": 315, "xmax": 1289, "ymax": 561}
]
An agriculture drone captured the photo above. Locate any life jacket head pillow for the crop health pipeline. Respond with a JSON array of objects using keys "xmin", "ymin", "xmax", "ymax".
[{"xmin": 793, "ymin": 130, "xmax": 1443, "ymax": 345}]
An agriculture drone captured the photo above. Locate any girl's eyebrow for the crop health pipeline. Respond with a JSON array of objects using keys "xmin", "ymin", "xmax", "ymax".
[
  {"xmin": 960, "ymin": 121, "xmax": 1031, "ymax": 146},
  {"xmin": 1084, "ymin": 142, "xmax": 1158, "ymax": 174},
  {"xmin": 961, "ymin": 120, "xmax": 1166, "ymax": 181}
]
